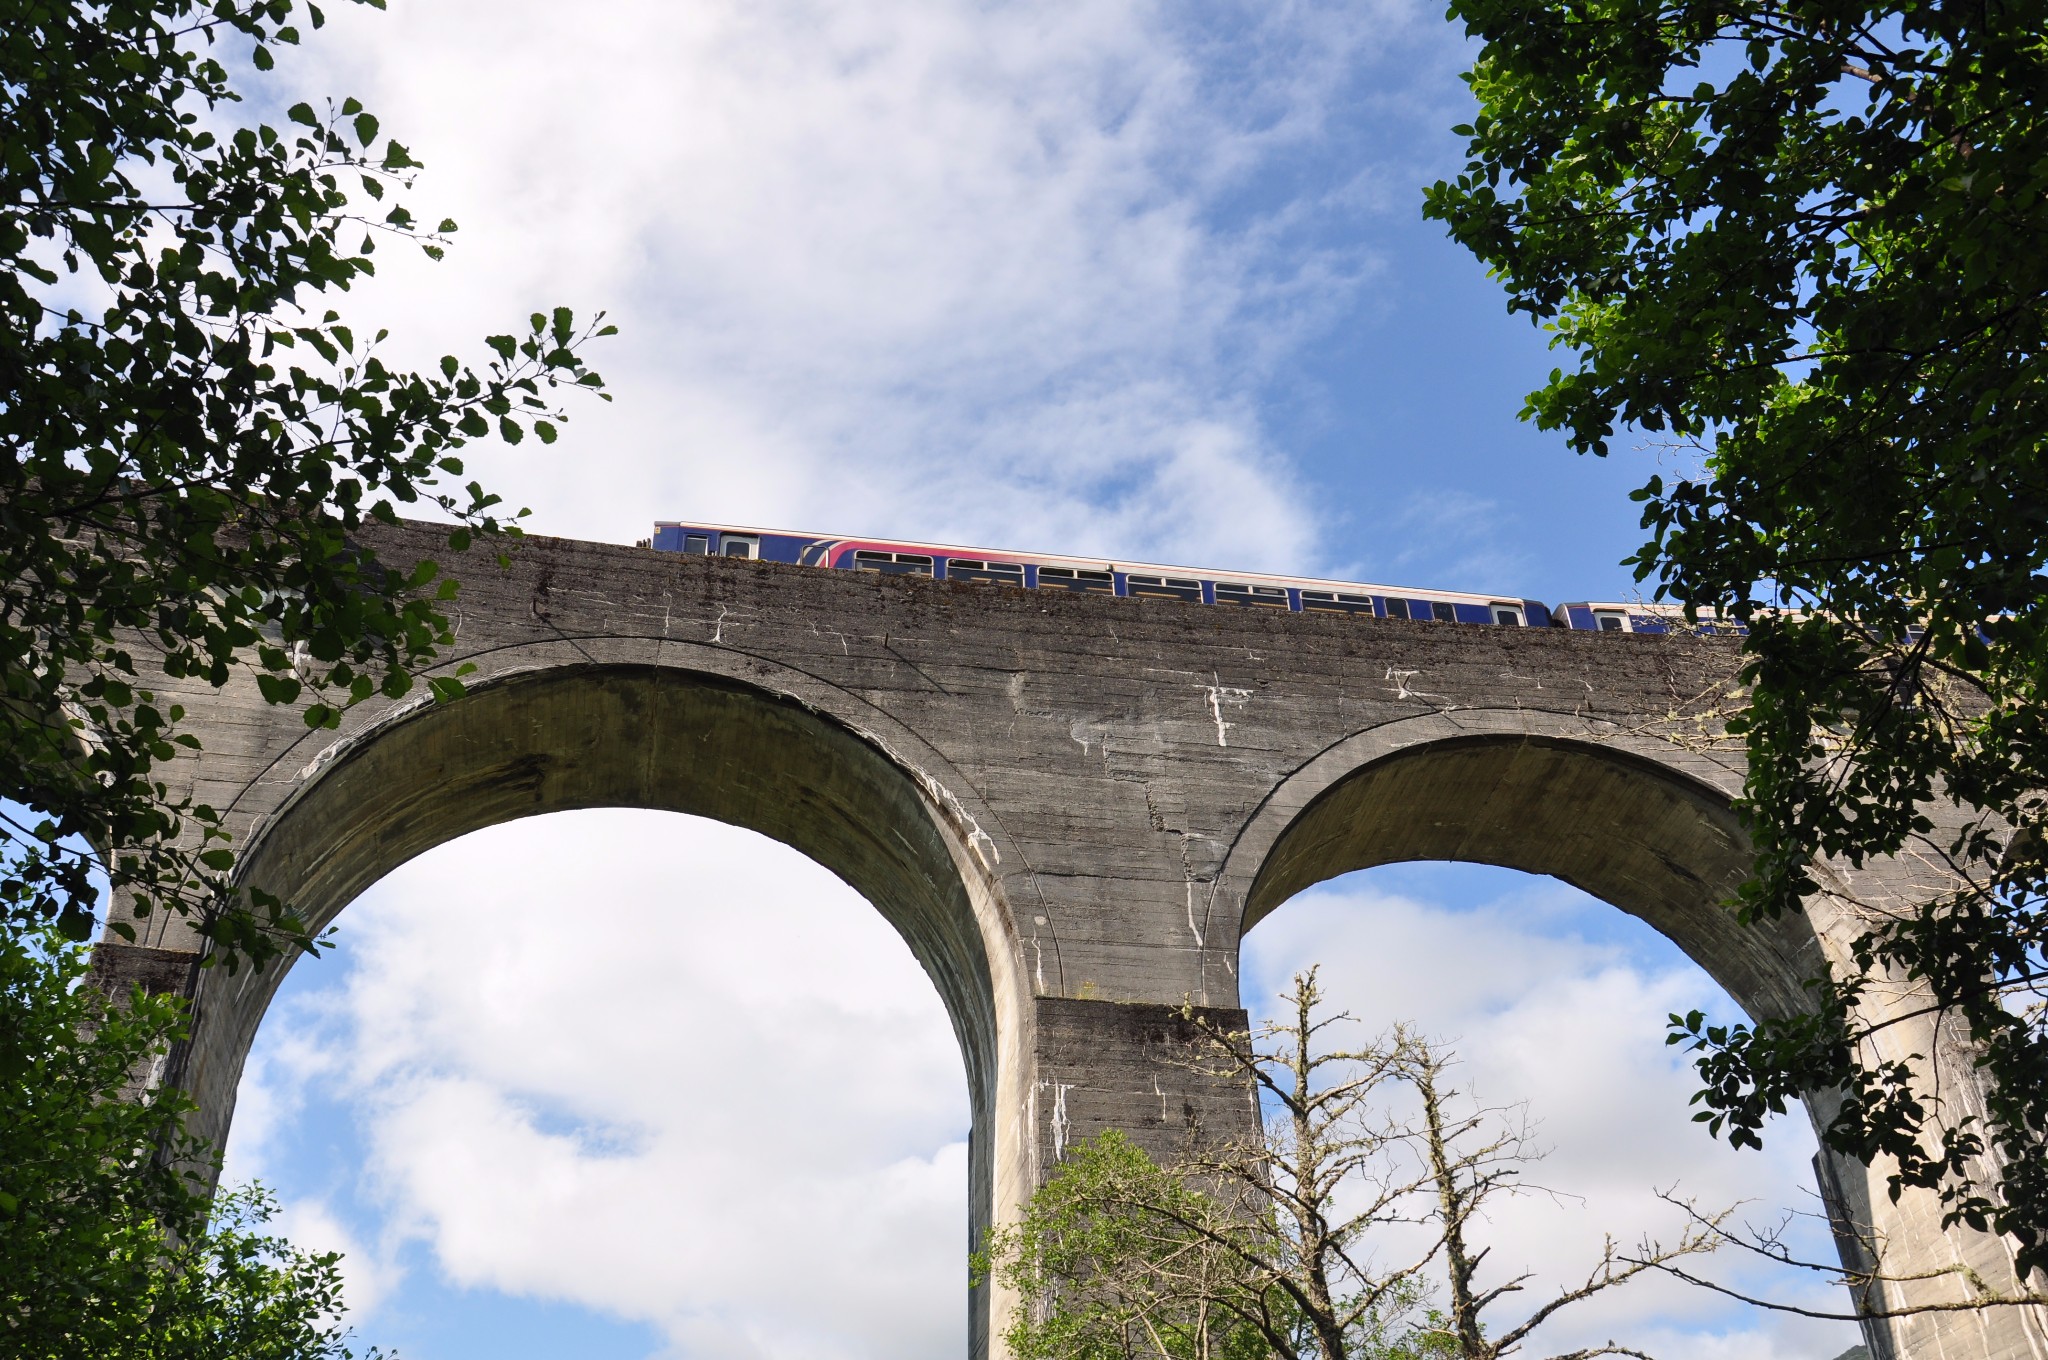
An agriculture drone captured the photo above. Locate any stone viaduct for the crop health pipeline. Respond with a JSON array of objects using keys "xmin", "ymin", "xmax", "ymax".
[{"xmin": 91, "ymin": 520, "xmax": 2048, "ymax": 1359}]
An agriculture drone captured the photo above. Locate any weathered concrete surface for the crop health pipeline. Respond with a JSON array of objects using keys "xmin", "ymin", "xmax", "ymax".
[{"xmin": 91, "ymin": 521, "xmax": 2048, "ymax": 1359}]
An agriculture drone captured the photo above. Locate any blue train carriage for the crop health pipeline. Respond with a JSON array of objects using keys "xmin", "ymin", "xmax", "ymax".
[
  {"xmin": 1551, "ymin": 601, "xmax": 1747, "ymax": 635},
  {"xmin": 650, "ymin": 521, "xmax": 1550, "ymax": 626}
]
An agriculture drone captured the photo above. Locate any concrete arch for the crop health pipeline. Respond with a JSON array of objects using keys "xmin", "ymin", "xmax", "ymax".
[
  {"xmin": 177, "ymin": 661, "xmax": 1019, "ymax": 1355},
  {"xmin": 1215, "ymin": 710, "xmax": 2048, "ymax": 1359},
  {"xmin": 1219, "ymin": 709, "xmax": 1826, "ymax": 1025}
]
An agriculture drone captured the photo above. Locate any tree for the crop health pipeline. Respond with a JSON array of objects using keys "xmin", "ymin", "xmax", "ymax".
[
  {"xmin": 118, "ymin": 1183, "xmax": 387, "ymax": 1360},
  {"xmin": 3, "ymin": 1, "xmax": 608, "ymax": 1347},
  {"xmin": 1402, "ymin": 1043, "xmax": 1707, "ymax": 1360},
  {"xmin": 1421, "ymin": 0, "xmax": 2048, "ymax": 1278},
  {"xmin": 1, "ymin": 928, "xmax": 383, "ymax": 1357},
  {"xmin": 2, "ymin": 0, "xmax": 610, "ymax": 973},
  {"xmin": 980, "ymin": 1129, "xmax": 1303, "ymax": 1360},
  {"xmin": 981, "ymin": 970, "xmax": 1716, "ymax": 1359}
]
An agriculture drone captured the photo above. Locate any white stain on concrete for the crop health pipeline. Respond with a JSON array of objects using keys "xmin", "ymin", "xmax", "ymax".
[
  {"xmin": 850, "ymin": 722, "xmax": 1004, "ymax": 872},
  {"xmin": 296, "ymin": 737, "xmax": 348, "ymax": 784},
  {"xmin": 1203, "ymin": 681, "xmax": 1251, "ymax": 746},
  {"xmin": 915, "ymin": 771, "xmax": 1001, "ymax": 870},
  {"xmin": 1047, "ymin": 1080, "xmax": 1074, "ymax": 1161},
  {"xmin": 295, "ymin": 691, "xmax": 433, "ymax": 783},
  {"xmin": 843, "ymin": 720, "xmax": 1003, "ymax": 872},
  {"xmin": 807, "ymin": 620, "xmax": 850, "ymax": 655},
  {"xmin": 1024, "ymin": 1084, "xmax": 1038, "ymax": 1173}
]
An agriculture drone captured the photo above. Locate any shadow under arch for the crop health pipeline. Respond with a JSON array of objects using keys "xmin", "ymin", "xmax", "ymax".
[
  {"xmin": 1233, "ymin": 715, "xmax": 1827, "ymax": 1045},
  {"xmin": 182, "ymin": 662, "xmax": 1002, "ymax": 1348}
]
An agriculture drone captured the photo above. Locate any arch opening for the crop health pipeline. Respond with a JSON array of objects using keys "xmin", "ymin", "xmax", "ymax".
[
  {"xmin": 1242, "ymin": 733, "xmax": 1826, "ymax": 1025},
  {"xmin": 226, "ymin": 808, "xmax": 972, "ymax": 1359},
  {"xmin": 181, "ymin": 663, "xmax": 1005, "ymax": 1355},
  {"xmin": 1243, "ymin": 861, "xmax": 1860, "ymax": 1359},
  {"xmin": 1233, "ymin": 732, "xmax": 1870, "ymax": 1358}
]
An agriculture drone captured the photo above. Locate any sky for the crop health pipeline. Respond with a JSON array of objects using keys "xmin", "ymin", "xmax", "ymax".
[{"xmin": 217, "ymin": 2, "xmax": 1863, "ymax": 1358}]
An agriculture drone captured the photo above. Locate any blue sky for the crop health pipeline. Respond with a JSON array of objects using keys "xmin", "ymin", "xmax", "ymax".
[{"xmin": 217, "ymin": 3, "xmax": 1859, "ymax": 1357}]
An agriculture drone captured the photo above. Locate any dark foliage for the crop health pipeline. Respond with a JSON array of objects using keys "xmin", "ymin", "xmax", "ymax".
[
  {"xmin": 1425, "ymin": 0, "xmax": 2048, "ymax": 1277},
  {"xmin": 2, "ymin": 0, "xmax": 610, "ymax": 971}
]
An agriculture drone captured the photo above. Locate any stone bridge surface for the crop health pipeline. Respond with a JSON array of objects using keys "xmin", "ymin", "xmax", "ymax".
[{"xmin": 93, "ymin": 521, "xmax": 2047, "ymax": 1359}]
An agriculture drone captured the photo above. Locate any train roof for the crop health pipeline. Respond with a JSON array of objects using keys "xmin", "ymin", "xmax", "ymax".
[{"xmin": 653, "ymin": 520, "xmax": 1541, "ymax": 607}]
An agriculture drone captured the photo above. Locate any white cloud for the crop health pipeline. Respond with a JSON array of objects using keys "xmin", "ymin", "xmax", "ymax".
[
  {"xmin": 249, "ymin": 0, "xmax": 1451, "ymax": 571},
  {"xmin": 1243, "ymin": 874, "xmax": 1865, "ymax": 1360},
  {"xmin": 230, "ymin": 811, "xmax": 971, "ymax": 1360},
  {"xmin": 270, "ymin": 1196, "xmax": 405, "ymax": 1323}
]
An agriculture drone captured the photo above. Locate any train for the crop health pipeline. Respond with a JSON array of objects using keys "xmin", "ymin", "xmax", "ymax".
[{"xmin": 649, "ymin": 520, "xmax": 1742, "ymax": 635}]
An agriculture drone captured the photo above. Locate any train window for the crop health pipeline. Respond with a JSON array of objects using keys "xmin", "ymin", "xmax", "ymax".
[
  {"xmin": 1595, "ymin": 610, "xmax": 1626, "ymax": 631},
  {"xmin": 1038, "ymin": 566, "xmax": 1115, "ymax": 595},
  {"xmin": 1492, "ymin": 605, "xmax": 1524, "ymax": 627},
  {"xmin": 1381, "ymin": 598, "xmax": 1410, "ymax": 620},
  {"xmin": 1301, "ymin": 591, "xmax": 1373, "ymax": 615},
  {"xmin": 1126, "ymin": 574, "xmax": 1203, "ymax": 602},
  {"xmin": 1215, "ymin": 582, "xmax": 1289, "ymax": 608},
  {"xmin": 722, "ymin": 536, "xmax": 758, "ymax": 559},
  {"xmin": 854, "ymin": 550, "xmax": 934, "ymax": 577},
  {"xmin": 946, "ymin": 559, "xmax": 1025, "ymax": 586},
  {"xmin": 683, "ymin": 535, "xmax": 710, "ymax": 555},
  {"xmin": 1430, "ymin": 601, "xmax": 1457, "ymax": 623}
]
